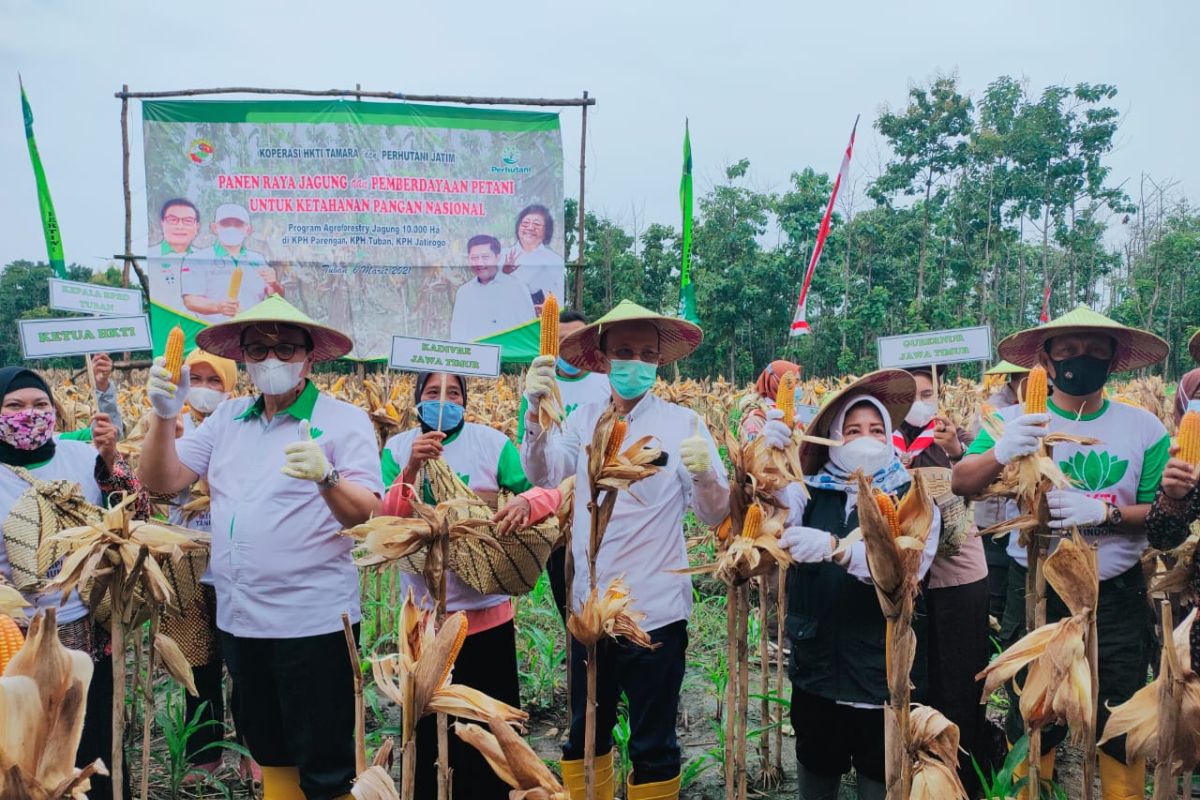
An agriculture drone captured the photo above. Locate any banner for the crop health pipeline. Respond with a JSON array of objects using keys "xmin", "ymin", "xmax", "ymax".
[
  {"xmin": 790, "ymin": 116, "xmax": 858, "ymax": 337},
  {"xmin": 19, "ymin": 78, "xmax": 66, "ymax": 279},
  {"xmin": 677, "ymin": 121, "xmax": 699, "ymax": 324},
  {"xmin": 142, "ymin": 99, "xmax": 564, "ymax": 360}
]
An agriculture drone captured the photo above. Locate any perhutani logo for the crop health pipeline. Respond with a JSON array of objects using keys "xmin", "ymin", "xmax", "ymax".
[
  {"xmin": 491, "ymin": 146, "xmax": 531, "ymax": 175},
  {"xmin": 1059, "ymin": 451, "xmax": 1128, "ymax": 492},
  {"xmin": 187, "ymin": 139, "xmax": 214, "ymax": 165}
]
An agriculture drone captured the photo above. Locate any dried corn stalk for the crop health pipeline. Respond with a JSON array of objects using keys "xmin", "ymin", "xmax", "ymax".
[
  {"xmin": 455, "ymin": 716, "xmax": 568, "ymax": 800},
  {"xmin": 0, "ymin": 608, "xmax": 108, "ymax": 800}
]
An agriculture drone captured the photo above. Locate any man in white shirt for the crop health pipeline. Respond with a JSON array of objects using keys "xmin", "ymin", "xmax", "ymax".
[
  {"xmin": 182, "ymin": 203, "xmax": 279, "ymax": 322},
  {"xmin": 449, "ymin": 234, "xmax": 536, "ymax": 341},
  {"xmin": 138, "ymin": 295, "xmax": 382, "ymax": 800},
  {"xmin": 521, "ymin": 299, "xmax": 728, "ymax": 800},
  {"xmin": 149, "ymin": 197, "xmax": 201, "ymax": 311}
]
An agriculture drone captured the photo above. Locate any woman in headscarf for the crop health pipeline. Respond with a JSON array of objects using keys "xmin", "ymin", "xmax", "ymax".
[
  {"xmin": 739, "ymin": 359, "xmax": 801, "ymax": 442},
  {"xmin": 775, "ymin": 370, "xmax": 940, "ymax": 800},
  {"xmin": 1172, "ymin": 367, "xmax": 1200, "ymax": 427},
  {"xmin": 380, "ymin": 371, "xmax": 562, "ymax": 800},
  {"xmin": 0, "ymin": 366, "xmax": 147, "ymax": 800}
]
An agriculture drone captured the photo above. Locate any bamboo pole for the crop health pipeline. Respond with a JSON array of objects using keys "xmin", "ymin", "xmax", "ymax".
[
  {"xmin": 735, "ymin": 582, "xmax": 750, "ymax": 800},
  {"xmin": 724, "ymin": 584, "xmax": 737, "ymax": 800},
  {"xmin": 573, "ymin": 91, "xmax": 589, "ymax": 309},
  {"xmin": 1025, "ymin": 535, "xmax": 1043, "ymax": 797},
  {"xmin": 139, "ymin": 613, "xmax": 159, "ymax": 800},
  {"xmin": 343, "ymin": 612, "xmax": 366, "ymax": 777},
  {"xmin": 116, "ymin": 86, "xmax": 596, "ymax": 106},
  {"xmin": 1151, "ymin": 601, "xmax": 1182, "ymax": 800}
]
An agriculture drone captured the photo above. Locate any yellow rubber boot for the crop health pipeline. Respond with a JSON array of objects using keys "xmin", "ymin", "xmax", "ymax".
[
  {"xmin": 1010, "ymin": 747, "xmax": 1056, "ymax": 800},
  {"xmin": 627, "ymin": 772, "xmax": 681, "ymax": 800},
  {"xmin": 261, "ymin": 766, "xmax": 306, "ymax": 800},
  {"xmin": 559, "ymin": 751, "xmax": 614, "ymax": 800},
  {"xmin": 1098, "ymin": 751, "xmax": 1146, "ymax": 800}
]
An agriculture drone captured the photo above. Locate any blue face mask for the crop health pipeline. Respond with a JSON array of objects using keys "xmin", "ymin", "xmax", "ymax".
[
  {"xmin": 416, "ymin": 400, "xmax": 464, "ymax": 432},
  {"xmin": 557, "ymin": 357, "xmax": 583, "ymax": 377},
  {"xmin": 608, "ymin": 359, "xmax": 658, "ymax": 400}
]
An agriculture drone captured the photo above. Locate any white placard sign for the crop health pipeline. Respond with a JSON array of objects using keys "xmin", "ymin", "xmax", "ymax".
[
  {"xmin": 877, "ymin": 325, "xmax": 993, "ymax": 368},
  {"xmin": 48, "ymin": 278, "xmax": 144, "ymax": 316},
  {"xmin": 19, "ymin": 315, "xmax": 154, "ymax": 359},
  {"xmin": 389, "ymin": 336, "xmax": 502, "ymax": 378}
]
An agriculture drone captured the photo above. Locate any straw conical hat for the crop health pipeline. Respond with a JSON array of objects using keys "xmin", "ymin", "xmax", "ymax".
[
  {"xmin": 195, "ymin": 295, "xmax": 353, "ymax": 362},
  {"xmin": 799, "ymin": 369, "xmax": 916, "ymax": 475},
  {"xmin": 984, "ymin": 360, "xmax": 1030, "ymax": 376},
  {"xmin": 997, "ymin": 305, "xmax": 1167, "ymax": 373},
  {"xmin": 559, "ymin": 299, "xmax": 703, "ymax": 374}
]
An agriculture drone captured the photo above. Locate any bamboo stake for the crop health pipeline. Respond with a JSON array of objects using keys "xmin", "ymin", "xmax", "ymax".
[
  {"xmin": 343, "ymin": 612, "xmax": 366, "ymax": 777},
  {"xmin": 139, "ymin": 612, "xmax": 159, "ymax": 800},
  {"xmin": 1152, "ymin": 601, "xmax": 1182, "ymax": 800},
  {"xmin": 735, "ymin": 582, "xmax": 750, "ymax": 800},
  {"xmin": 1025, "ymin": 535, "xmax": 1043, "ymax": 798},
  {"xmin": 724, "ymin": 584, "xmax": 737, "ymax": 800}
]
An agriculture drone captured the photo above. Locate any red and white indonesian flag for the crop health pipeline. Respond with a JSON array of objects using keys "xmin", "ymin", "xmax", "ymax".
[{"xmin": 790, "ymin": 117, "xmax": 858, "ymax": 337}]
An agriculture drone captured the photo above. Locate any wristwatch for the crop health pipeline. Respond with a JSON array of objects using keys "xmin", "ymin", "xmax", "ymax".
[
  {"xmin": 1103, "ymin": 502, "xmax": 1122, "ymax": 528},
  {"xmin": 319, "ymin": 467, "xmax": 341, "ymax": 490}
]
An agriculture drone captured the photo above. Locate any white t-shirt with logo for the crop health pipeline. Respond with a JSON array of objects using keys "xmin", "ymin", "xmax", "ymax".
[{"xmin": 966, "ymin": 398, "xmax": 1169, "ymax": 580}]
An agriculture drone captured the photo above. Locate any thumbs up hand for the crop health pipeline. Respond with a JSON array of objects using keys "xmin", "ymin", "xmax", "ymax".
[
  {"xmin": 680, "ymin": 416, "xmax": 712, "ymax": 476},
  {"xmin": 282, "ymin": 419, "xmax": 332, "ymax": 482}
]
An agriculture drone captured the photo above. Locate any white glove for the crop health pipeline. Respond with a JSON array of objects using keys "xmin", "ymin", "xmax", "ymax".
[
  {"xmin": 282, "ymin": 420, "xmax": 332, "ymax": 482},
  {"xmin": 680, "ymin": 418, "xmax": 711, "ymax": 475},
  {"xmin": 761, "ymin": 408, "xmax": 792, "ymax": 450},
  {"xmin": 1046, "ymin": 489, "xmax": 1108, "ymax": 529},
  {"xmin": 524, "ymin": 355, "xmax": 556, "ymax": 404},
  {"xmin": 147, "ymin": 356, "xmax": 189, "ymax": 420},
  {"xmin": 780, "ymin": 526, "xmax": 834, "ymax": 563},
  {"xmin": 993, "ymin": 413, "xmax": 1050, "ymax": 465}
]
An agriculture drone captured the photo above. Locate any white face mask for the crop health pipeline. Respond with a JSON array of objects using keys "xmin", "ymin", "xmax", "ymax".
[
  {"xmin": 904, "ymin": 399, "xmax": 938, "ymax": 428},
  {"xmin": 187, "ymin": 387, "xmax": 227, "ymax": 414},
  {"xmin": 217, "ymin": 226, "xmax": 247, "ymax": 248},
  {"xmin": 246, "ymin": 358, "xmax": 304, "ymax": 396},
  {"xmin": 829, "ymin": 435, "xmax": 894, "ymax": 476}
]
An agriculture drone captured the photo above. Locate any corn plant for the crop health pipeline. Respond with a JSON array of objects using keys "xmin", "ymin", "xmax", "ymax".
[{"xmin": 151, "ymin": 691, "xmax": 249, "ymax": 800}]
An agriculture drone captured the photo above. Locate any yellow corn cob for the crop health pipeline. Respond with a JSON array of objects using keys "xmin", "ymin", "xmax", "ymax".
[
  {"xmin": 605, "ymin": 418, "xmax": 627, "ymax": 465},
  {"xmin": 741, "ymin": 504, "xmax": 763, "ymax": 539},
  {"xmin": 0, "ymin": 615, "xmax": 24, "ymax": 674},
  {"xmin": 437, "ymin": 617, "xmax": 470, "ymax": 688},
  {"xmin": 775, "ymin": 371, "xmax": 798, "ymax": 427},
  {"xmin": 330, "ymin": 375, "xmax": 347, "ymax": 395},
  {"xmin": 715, "ymin": 516, "xmax": 732, "ymax": 543},
  {"xmin": 540, "ymin": 293, "xmax": 559, "ymax": 358},
  {"xmin": 227, "ymin": 266, "xmax": 243, "ymax": 299},
  {"xmin": 1179, "ymin": 410, "xmax": 1200, "ymax": 467},
  {"xmin": 163, "ymin": 325, "xmax": 185, "ymax": 384},
  {"xmin": 1025, "ymin": 365, "xmax": 1048, "ymax": 415},
  {"xmin": 875, "ymin": 491, "xmax": 901, "ymax": 538}
]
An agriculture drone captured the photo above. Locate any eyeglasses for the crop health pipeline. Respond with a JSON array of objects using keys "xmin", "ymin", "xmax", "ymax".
[
  {"xmin": 519, "ymin": 219, "xmax": 545, "ymax": 230},
  {"xmin": 610, "ymin": 347, "xmax": 660, "ymax": 363},
  {"xmin": 241, "ymin": 342, "xmax": 307, "ymax": 362},
  {"xmin": 163, "ymin": 215, "xmax": 198, "ymax": 226}
]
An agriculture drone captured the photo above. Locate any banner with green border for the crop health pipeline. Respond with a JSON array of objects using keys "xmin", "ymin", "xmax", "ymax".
[{"xmin": 143, "ymin": 99, "xmax": 563, "ymax": 360}]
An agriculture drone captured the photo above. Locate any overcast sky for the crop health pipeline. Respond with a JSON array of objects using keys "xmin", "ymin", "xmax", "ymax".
[{"xmin": 1, "ymin": 0, "xmax": 1195, "ymax": 272}]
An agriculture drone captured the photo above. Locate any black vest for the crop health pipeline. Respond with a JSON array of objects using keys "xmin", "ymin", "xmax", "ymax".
[{"xmin": 785, "ymin": 486, "xmax": 928, "ymax": 706}]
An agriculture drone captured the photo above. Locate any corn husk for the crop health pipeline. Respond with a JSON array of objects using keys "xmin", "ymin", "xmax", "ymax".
[
  {"xmin": 455, "ymin": 716, "xmax": 568, "ymax": 800},
  {"xmin": 1148, "ymin": 529, "xmax": 1200, "ymax": 595},
  {"xmin": 371, "ymin": 592, "xmax": 527, "ymax": 736},
  {"xmin": 977, "ymin": 531, "xmax": 1098, "ymax": 746},
  {"xmin": 153, "ymin": 632, "xmax": 198, "ymax": 696},
  {"xmin": 1099, "ymin": 608, "xmax": 1200, "ymax": 768},
  {"xmin": 0, "ymin": 580, "xmax": 31, "ymax": 621},
  {"xmin": 566, "ymin": 577, "xmax": 657, "ymax": 650},
  {"xmin": 0, "ymin": 608, "xmax": 108, "ymax": 799},
  {"xmin": 857, "ymin": 470, "xmax": 934, "ymax": 613},
  {"xmin": 908, "ymin": 705, "xmax": 969, "ymax": 800}
]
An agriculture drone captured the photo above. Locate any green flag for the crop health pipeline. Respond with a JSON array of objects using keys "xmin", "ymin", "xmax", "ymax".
[
  {"xmin": 20, "ymin": 77, "xmax": 66, "ymax": 279},
  {"xmin": 677, "ymin": 120, "xmax": 699, "ymax": 324}
]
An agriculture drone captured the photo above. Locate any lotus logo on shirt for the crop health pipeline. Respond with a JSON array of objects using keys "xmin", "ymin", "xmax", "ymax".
[{"xmin": 1059, "ymin": 451, "xmax": 1128, "ymax": 493}]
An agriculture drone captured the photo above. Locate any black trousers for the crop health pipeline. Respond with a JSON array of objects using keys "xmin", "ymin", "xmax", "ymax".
[
  {"xmin": 1000, "ymin": 561, "xmax": 1152, "ymax": 762},
  {"xmin": 983, "ymin": 534, "xmax": 1011, "ymax": 623},
  {"xmin": 791, "ymin": 689, "xmax": 885, "ymax": 783},
  {"xmin": 547, "ymin": 545, "xmax": 569, "ymax": 623},
  {"xmin": 926, "ymin": 577, "xmax": 992, "ymax": 795},
  {"xmin": 563, "ymin": 620, "xmax": 688, "ymax": 785},
  {"xmin": 414, "ymin": 620, "xmax": 521, "ymax": 800},
  {"xmin": 188, "ymin": 659, "xmax": 242, "ymax": 764},
  {"xmin": 220, "ymin": 626, "xmax": 358, "ymax": 800}
]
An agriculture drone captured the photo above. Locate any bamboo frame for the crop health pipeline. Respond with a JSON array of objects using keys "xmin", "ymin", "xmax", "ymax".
[{"xmin": 115, "ymin": 85, "xmax": 593, "ymax": 309}]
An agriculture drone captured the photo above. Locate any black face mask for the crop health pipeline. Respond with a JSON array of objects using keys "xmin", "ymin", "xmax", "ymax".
[{"xmin": 1049, "ymin": 355, "xmax": 1110, "ymax": 396}]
